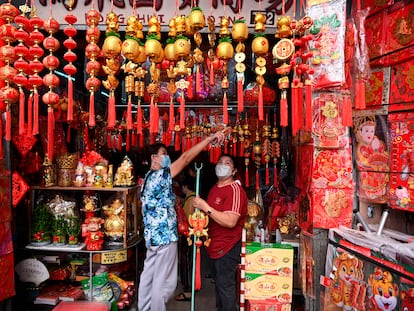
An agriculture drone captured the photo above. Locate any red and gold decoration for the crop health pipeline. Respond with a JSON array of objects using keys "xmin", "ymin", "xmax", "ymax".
[
  {"xmin": 252, "ymin": 12, "xmax": 268, "ymax": 122},
  {"xmin": 0, "ymin": 2, "xmax": 19, "ymax": 141},
  {"xmin": 63, "ymin": 0, "xmax": 77, "ymax": 122},
  {"xmin": 102, "ymin": 10, "xmax": 122, "ymax": 130},
  {"xmin": 84, "ymin": 5, "xmax": 101, "ymax": 127},
  {"xmin": 232, "ymin": 17, "xmax": 248, "ymax": 113},
  {"xmin": 188, "ymin": 6, "xmax": 205, "ymax": 97},
  {"xmin": 42, "ymin": 14, "xmax": 61, "ymax": 162}
]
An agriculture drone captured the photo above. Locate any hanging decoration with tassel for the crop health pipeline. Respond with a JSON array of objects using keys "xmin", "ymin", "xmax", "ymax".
[
  {"xmin": 242, "ymin": 123, "xmax": 251, "ymax": 187},
  {"xmin": 261, "ymin": 120, "xmax": 271, "ymax": 186},
  {"xmin": 101, "ymin": 10, "xmax": 122, "ymax": 130},
  {"xmin": 42, "ymin": 4, "xmax": 61, "ymax": 162},
  {"xmin": 63, "ymin": 0, "xmax": 77, "ymax": 122},
  {"xmin": 84, "ymin": 5, "xmax": 101, "ymax": 128},
  {"xmin": 0, "ymin": 3, "xmax": 20, "ymax": 141},
  {"xmin": 216, "ymin": 15, "xmax": 234, "ymax": 125},
  {"xmin": 253, "ymin": 126, "xmax": 262, "ymax": 190},
  {"xmin": 271, "ymin": 121, "xmax": 280, "ymax": 188},
  {"xmin": 13, "ymin": 9, "xmax": 30, "ymax": 136},
  {"xmin": 252, "ymin": 12, "xmax": 269, "ymax": 121},
  {"xmin": 145, "ymin": 14, "xmax": 163, "ymax": 143}
]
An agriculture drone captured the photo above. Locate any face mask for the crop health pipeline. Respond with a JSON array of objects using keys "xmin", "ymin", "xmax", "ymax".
[
  {"xmin": 215, "ymin": 164, "xmax": 232, "ymax": 178},
  {"xmin": 161, "ymin": 155, "xmax": 171, "ymax": 168}
]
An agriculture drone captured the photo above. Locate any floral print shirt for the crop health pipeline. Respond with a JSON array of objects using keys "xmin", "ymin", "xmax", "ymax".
[{"xmin": 141, "ymin": 168, "xmax": 178, "ymax": 247}]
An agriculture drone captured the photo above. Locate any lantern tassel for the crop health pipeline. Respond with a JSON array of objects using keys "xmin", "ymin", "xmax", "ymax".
[
  {"xmin": 195, "ymin": 246, "xmax": 201, "ymax": 290},
  {"xmin": 245, "ymin": 164, "xmax": 249, "ymax": 188},
  {"xmin": 187, "ymin": 75, "xmax": 193, "ymax": 100},
  {"xmin": 342, "ymin": 93, "xmax": 353, "ymax": 126},
  {"xmin": 137, "ymin": 101, "xmax": 143, "ymax": 135},
  {"xmin": 237, "ymin": 78, "xmax": 244, "ymax": 113},
  {"xmin": 126, "ymin": 131, "xmax": 130, "ymax": 151},
  {"xmin": 210, "ymin": 63, "xmax": 214, "ymax": 86},
  {"xmin": 169, "ymin": 97, "xmax": 175, "ymax": 131},
  {"xmin": 89, "ymin": 91, "xmax": 96, "ymax": 127},
  {"xmin": 180, "ymin": 94, "xmax": 185, "ymax": 129},
  {"xmin": 107, "ymin": 91, "xmax": 116, "ymax": 128},
  {"xmin": 196, "ymin": 65, "xmax": 201, "ymax": 94},
  {"xmin": 175, "ymin": 130, "xmax": 180, "ymax": 151},
  {"xmin": 280, "ymin": 92, "xmax": 288, "ymax": 127},
  {"xmin": 223, "ymin": 92, "xmax": 228, "ymax": 124},
  {"xmin": 67, "ymin": 76, "xmax": 73, "ymax": 122},
  {"xmin": 256, "ymin": 170, "xmax": 260, "ymax": 190},
  {"xmin": 47, "ymin": 106, "xmax": 55, "ymax": 162},
  {"xmin": 291, "ymin": 85, "xmax": 298, "ymax": 136},
  {"xmin": 33, "ymin": 90, "xmax": 39, "ymax": 135},
  {"xmin": 19, "ymin": 88, "xmax": 25, "ymax": 135},
  {"xmin": 258, "ymin": 85, "xmax": 264, "ymax": 121},
  {"xmin": 5, "ymin": 106, "xmax": 11, "ymax": 141},
  {"xmin": 305, "ymin": 81, "xmax": 312, "ymax": 130},
  {"xmin": 27, "ymin": 93, "xmax": 33, "ymax": 136},
  {"xmin": 273, "ymin": 161, "xmax": 278, "ymax": 188},
  {"xmin": 126, "ymin": 94, "xmax": 133, "ymax": 130}
]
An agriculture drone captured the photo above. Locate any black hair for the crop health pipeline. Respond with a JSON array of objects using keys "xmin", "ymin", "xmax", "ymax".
[
  {"xmin": 146, "ymin": 143, "xmax": 168, "ymax": 164},
  {"xmin": 182, "ymin": 174, "xmax": 196, "ymax": 192},
  {"xmin": 218, "ymin": 153, "xmax": 236, "ymax": 167}
]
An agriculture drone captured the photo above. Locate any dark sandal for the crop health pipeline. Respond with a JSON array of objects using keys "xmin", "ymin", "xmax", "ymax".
[{"xmin": 175, "ymin": 292, "xmax": 191, "ymax": 301}]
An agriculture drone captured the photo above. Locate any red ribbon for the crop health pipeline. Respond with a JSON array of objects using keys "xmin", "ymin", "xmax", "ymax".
[
  {"xmin": 88, "ymin": 92, "xmax": 95, "ymax": 127},
  {"xmin": 47, "ymin": 106, "xmax": 55, "ymax": 162},
  {"xmin": 258, "ymin": 85, "xmax": 264, "ymax": 121},
  {"xmin": 67, "ymin": 76, "xmax": 73, "ymax": 122},
  {"xmin": 280, "ymin": 92, "xmax": 288, "ymax": 127},
  {"xmin": 223, "ymin": 92, "xmax": 228, "ymax": 124},
  {"xmin": 237, "ymin": 79, "xmax": 244, "ymax": 113}
]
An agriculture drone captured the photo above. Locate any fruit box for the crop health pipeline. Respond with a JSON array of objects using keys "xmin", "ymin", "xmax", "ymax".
[
  {"xmin": 245, "ymin": 242, "xmax": 294, "ymax": 275},
  {"xmin": 246, "ymin": 299, "xmax": 291, "ymax": 311},
  {"xmin": 245, "ymin": 273, "xmax": 293, "ymax": 302}
]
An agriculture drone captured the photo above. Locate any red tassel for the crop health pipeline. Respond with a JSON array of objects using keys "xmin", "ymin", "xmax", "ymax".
[
  {"xmin": 126, "ymin": 95, "xmax": 133, "ymax": 130},
  {"xmin": 237, "ymin": 78, "xmax": 244, "ymax": 112},
  {"xmin": 256, "ymin": 170, "xmax": 260, "ymax": 190},
  {"xmin": 126, "ymin": 131, "xmax": 130, "ymax": 151},
  {"xmin": 355, "ymin": 79, "xmax": 366, "ymax": 110},
  {"xmin": 107, "ymin": 92, "xmax": 116, "ymax": 128},
  {"xmin": 245, "ymin": 165, "xmax": 249, "ymax": 187},
  {"xmin": 210, "ymin": 63, "xmax": 214, "ymax": 86},
  {"xmin": 139, "ymin": 133, "xmax": 144, "ymax": 148},
  {"xmin": 297, "ymin": 85, "xmax": 303, "ymax": 131},
  {"xmin": 0, "ymin": 117, "xmax": 3, "ymax": 159},
  {"xmin": 67, "ymin": 76, "xmax": 73, "ymax": 122},
  {"xmin": 27, "ymin": 93, "xmax": 33, "ymax": 136},
  {"xmin": 265, "ymin": 164, "xmax": 269, "ymax": 186},
  {"xmin": 33, "ymin": 91, "xmax": 39, "ymax": 135},
  {"xmin": 187, "ymin": 75, "xmax": 193, "ymax": 100},
  {"xmin": 132, "ymin": 131, "xmax": 137, "ymax": 147},
  {"xmin": 117, "ymin": 133, "xmax": 122, "ymax": 151},
  {"xmin": 223, "ymin": 92, "xmax": 228, "ymax": 124},
  {"xmin": 258, "ymin": 85, "xmax": 264, "ymax": 121},
  {"xmin": 305, "ymin": 81, "xmax": 312, "ymax": 130},
  {"xmin": 280, "ymin": 92, "xmax": 288, "ymax": 127},
  {"xmin": 47, "ymin": 106, "xmax": 54, "ymax": 162},
  {"xmin": 169, "ymin": 98, "xmax": 175, "ymax": 131},
  {"xmin": 19, "ymin": 88, "xmax": 25, "ymax": 135},
  {"xmin": 195, "ymin": 245, "xmax": 201, "ymax": 290},
  {"xmin": 154, "ymin": 103, "xmax": 159, "ymax": 134},
  {"xmin": 291, "ymin": 85, "xmax": 298, "ymax": 136},
  {"xmin": 196, "ymin": 65, "xmax": 201, "ymax": 94},
  {"xmin": 89, "ymin": 91, "xmax": 96, "ymax": 127},
  {"xmin": 342, "ymin": 93, "xmax": 353, "ymax": 126},
  {"xmin": 175, "ymin": 130, "xmax": 180, "ymax": 151},
  {"xmin": 5, "ymin": 106, "xmax": 11, "ymax": 141},
  {"xmin": 273, "ymin": 162, "xmax": 278, "ymax": 188},
  {"xmin": 137, "ymin": 102, "xmax": 143, "ymax": 135},
  {"xmin": 180, "ymin": 95, "xmax": 185, "ymax": 130}
]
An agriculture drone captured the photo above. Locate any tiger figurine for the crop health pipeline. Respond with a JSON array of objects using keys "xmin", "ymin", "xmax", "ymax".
[
  {"xmin": 329, "ymin": 252, "xmax": 364, "ymax": 310},
  {"xmin": 367, "ymin": 268, "xmax": 399, "ymax": 311}
]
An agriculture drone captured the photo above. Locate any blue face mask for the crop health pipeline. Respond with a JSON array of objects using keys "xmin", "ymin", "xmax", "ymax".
[{"xmin": 161, "ymin": 155, "xmax": 171, "ymax": 168}]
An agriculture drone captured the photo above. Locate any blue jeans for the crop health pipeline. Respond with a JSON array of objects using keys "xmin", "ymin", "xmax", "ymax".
[{"xmin": 212, "ymin": 240, "xmax": 241, "ymax": 311}]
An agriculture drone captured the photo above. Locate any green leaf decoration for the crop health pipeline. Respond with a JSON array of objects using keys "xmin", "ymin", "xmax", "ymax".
[
  {"xmin": 191, "ymin": 6, "xmax": 202, "ymax": 12},
  {"xmin": 219, "ymin": 36, "xmax": 232, "ymax": 43},
  {"xmin": 146, "ymin": 33, "xmax": 160, "ymax": 41},
  {"xmin": 106, "ymin": 31, "xmax": 121, "ymax": 38},
  {"xmin": 166, "ymin": 37, "xmax": 176, "ymax": 44},
  {"xmin": 125, "ymin": 35, "xmax": 139, "ymax": 42},
  {"xmin": 254, "ymin": 33, "xmax": 267, "ymax": 38},
  {"xmin": 310, "ymin": 13, "xmax": 341, "ymax": 35},
  {"xmin": 234, "ymin": 18, "xmax": 246, "ymax": 24}
]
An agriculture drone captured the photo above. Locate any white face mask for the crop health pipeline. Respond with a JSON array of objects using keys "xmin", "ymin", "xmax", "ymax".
[{"xmin": 215, "ymin": 164, "xmax": 232, "ymax": 179}]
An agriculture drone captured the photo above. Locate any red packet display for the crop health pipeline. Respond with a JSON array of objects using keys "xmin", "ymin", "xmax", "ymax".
[
  {"xmin": 389, "ymin": 58, "xmax": 414, "ymax": 112},
  {"xmin": 353, "ymin": 115, "xmax": 389, "ymax": 203},
  {"xmin": 365, "ymin": 10, "xmax": 387, "ymax": 61},
  {"xmin": 362, "ymin": 0, "xmax": 394, "ymax": 16},
  {"xmin": 310, "ymin": 188, "xmax": 353, "ymax": 229},
  {"xmin": 388, "ymin": 112, "xmax": 414, "ymax": 211},
  {"xmin": 364, "ymin": 67, "xmax": 390, "ymax": 114},
  {"xmin": 308, "ymin": 0, "xmax": 347, "ymax": 89},
  {"xmin": 295, "ymin": 144, "xmax": 314, "ymax": 195}
]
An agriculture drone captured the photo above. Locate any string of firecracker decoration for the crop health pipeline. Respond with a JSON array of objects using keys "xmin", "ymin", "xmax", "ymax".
[
  {"xmin": 13, "ymin": 8, "xmax": 30, "ymax": 136},
  {"xmin": 63, "ymin": 0, "xmax": 77, "ymax": 122},
  {"xmin": 0, "ymin": 2, "xmax": 20, "ymax": 142},
  {"xmin": 85, "ymin": 5, "xmax": 101, "ymax": 128}
]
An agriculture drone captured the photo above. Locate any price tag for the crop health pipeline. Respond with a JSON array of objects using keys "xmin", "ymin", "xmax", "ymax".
[{"xmin": 101, "ymin": 249, "xmax": 127, "ymax": 264}]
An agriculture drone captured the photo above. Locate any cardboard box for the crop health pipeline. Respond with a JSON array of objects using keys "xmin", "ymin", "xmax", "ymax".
[
  {"xmin": 246, "ymin": 242, "xmax": 294, "ymax": 275},
  {"xmin": 245, "ymin": 273, "xmax": 293, "ymax": 302},
  {"xmin": 246, "ymin": 299, "xmax": 291, "ymax": 311}
]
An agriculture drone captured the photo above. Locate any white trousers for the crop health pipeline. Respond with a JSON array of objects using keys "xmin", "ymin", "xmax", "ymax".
[{"xmin": 138, "ymin": 242, "xmax": 178, "ymax": 311}]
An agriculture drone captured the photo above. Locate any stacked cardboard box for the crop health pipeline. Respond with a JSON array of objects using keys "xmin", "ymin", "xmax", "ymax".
[{"xmin": 245, "ymin": 242, "xmax": 294, "ymax": 311}]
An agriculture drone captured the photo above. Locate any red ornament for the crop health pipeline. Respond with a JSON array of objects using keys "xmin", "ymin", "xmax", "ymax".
[
  {"xmin": 12, "ymin": 171, "xmax": 29, "ymax": 207},
  {"xmin": 12, "ymin": 128, "xmax": 37, "ymax": 157}
]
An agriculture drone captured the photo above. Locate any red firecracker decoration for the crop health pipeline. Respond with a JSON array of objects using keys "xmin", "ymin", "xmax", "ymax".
[
  {"xmin": 63, "ymin": 3, "xmax": 77, "ymax": 122},
  {"xmin": 85, "ymin": 7, "xmax": 101, "ymax": 127}
]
